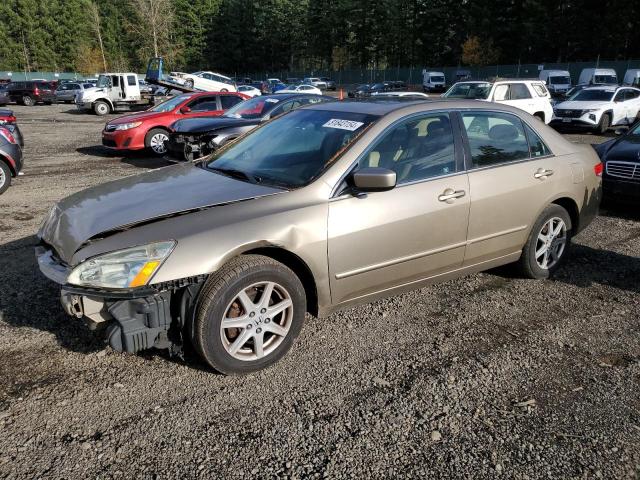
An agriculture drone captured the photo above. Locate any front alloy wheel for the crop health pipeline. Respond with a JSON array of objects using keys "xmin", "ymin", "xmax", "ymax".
[
  {"xmin": 145, "ymin": 128, "xmax": 169, "ymax": 155},
  {"xmin": 220, "ymin": 281, "xmax": 293, "ymax": 361},
  {"xmin": 194, "ymin": 255, "xmax": 306, "ymax": 374}
]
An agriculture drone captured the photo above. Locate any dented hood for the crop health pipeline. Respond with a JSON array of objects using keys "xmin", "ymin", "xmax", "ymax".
[{"xmin": 38, "ymin": 162, "xmax": 284, "ymax": 264}]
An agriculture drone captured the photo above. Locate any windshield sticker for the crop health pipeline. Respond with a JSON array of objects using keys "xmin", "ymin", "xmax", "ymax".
[
  {"xmin": 265, "ymin": 98, "xmax": 279, "ymax": 103},
  {"xmin": 323, "ymin": 119, "xmax": 364, "ymax": 131}
]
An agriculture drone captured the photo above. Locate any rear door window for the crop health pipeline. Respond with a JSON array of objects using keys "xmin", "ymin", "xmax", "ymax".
[
  {"xmin": 220, "ymin": 95, "xmax": 243, "ymax": 109},
  {"xmin": 461, "ymin": 112, "xmax": 530, "ymax": 168},
  {"xmin": 188, "ymin": 96, "xmax": 220, "ymax": 112},
  {"xmin": 509, "ymin": 83, "xmax": 532, "ymax": 100}
]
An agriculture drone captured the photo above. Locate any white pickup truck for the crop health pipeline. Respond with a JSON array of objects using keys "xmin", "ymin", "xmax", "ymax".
[{"xmin": 75, "ymin": 73, "xmax": 155, "ymax": 115}]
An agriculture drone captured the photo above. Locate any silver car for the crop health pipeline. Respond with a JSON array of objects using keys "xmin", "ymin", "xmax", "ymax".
[
  {"xmin": 55, "ymin": 82, "xmax": 95, "ymax": 103},
  {"xmin": 37, "ymin": 100, "xmax": 602, "ymax": 374}
]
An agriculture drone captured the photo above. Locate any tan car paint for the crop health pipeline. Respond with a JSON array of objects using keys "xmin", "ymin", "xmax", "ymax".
[{"xmin": 44, "ymin": 100, "xmax": 602, "ymax": 318}]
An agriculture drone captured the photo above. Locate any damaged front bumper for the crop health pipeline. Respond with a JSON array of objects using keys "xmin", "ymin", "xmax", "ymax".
[{"xmin": 36, "ymin": 245, "xmax": 203, "ymax": 355}]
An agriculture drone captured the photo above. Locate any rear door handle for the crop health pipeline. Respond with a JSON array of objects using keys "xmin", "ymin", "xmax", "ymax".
[
  {"xmin": 438, "ymin": 188, "xmax": 466, "ymax": 203},
  {"xmin": 534, "ymin": 168, "xmax": 554, "ymax": 179}
]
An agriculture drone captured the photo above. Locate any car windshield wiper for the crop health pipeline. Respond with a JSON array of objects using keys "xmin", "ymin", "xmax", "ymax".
[{"xmin": 209, "ymin": 166, "xmax": 260, "ymax": 184}]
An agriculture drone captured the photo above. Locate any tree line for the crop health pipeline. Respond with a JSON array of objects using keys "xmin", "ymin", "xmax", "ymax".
[{"xmin": 0, "ymin": 0, "xmax": 639, "ymax": 76}]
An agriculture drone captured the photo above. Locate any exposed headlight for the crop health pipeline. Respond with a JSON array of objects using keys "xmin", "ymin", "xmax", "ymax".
[
  {"xmin": 112, "ymin": 121, "xmax": 143, "ymax": 131},
  {"xmin": 67, "ymin": 241, "xmax": 175, "ymax": 289}
]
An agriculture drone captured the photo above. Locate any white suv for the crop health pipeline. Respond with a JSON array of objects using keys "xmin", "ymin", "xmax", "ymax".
[
  {"xmin": 551, "ymin": 86, "xmax": 640, "ymax": 133},
  {"xmin": 443, "ymin": 80, "xmax": 554, "ymax": 124}
]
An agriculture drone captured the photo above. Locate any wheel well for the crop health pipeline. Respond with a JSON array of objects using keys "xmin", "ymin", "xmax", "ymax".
[
  {"xmin": 552, "ymin": 197, "xmax": 579, "ymax": 231},
  {"xmin": 533, "ymin": 111, "xmax": 545, "ymax": 121},
  {"xmin": 244, "ymin": 247, "xmax": 318, "ymax": 317},
  {"xmin": 0, "ymin": 156, "xmax": 16, "ymax": 176}
]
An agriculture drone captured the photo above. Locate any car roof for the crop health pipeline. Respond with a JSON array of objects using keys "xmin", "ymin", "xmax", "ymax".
[
  {"xmin": 306, "ymin": 98, "xmax": 542, "ymax": 117},
  {"xmin": 264, "ymin": 93, "xmax": 334, "ymax": 101},
  {"xmin": 582, "ymin": 86, "xmax": 620, "ymax": 92}
]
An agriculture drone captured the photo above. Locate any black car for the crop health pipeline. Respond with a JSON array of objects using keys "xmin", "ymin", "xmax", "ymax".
[
  {"xmin": 166, "ymin": 93, "xmax": 335, "ymax": 160},
  {"xmin": 594, "ymin": 121, "xmax": 640, "ymax": 204},
  {"xmin": 0, "ymin": 124, "xmax": 24, "ymax": 195},
  {"xmin": 0, "ymin": 85, "xmax": 9, "ymax": 106},
  {"xmin": 348, "ymin": 84, "xmax": 372, "ymax": 98},
  {"xmin": 6, "ymin": 81, "xmax": 56, "ymax": 106}
]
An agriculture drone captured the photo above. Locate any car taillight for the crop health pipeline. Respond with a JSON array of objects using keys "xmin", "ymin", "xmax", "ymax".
[
  {"xmin": 0, "ymin": 127, "xmax": 16, "ymax": 144},
  {"xmin": 594, "ymin": 162, "xmax": 603, "ymax": 177},
  {"xmin": 33, "ymin": 87, "xmax": 40, "ymax": 96}
]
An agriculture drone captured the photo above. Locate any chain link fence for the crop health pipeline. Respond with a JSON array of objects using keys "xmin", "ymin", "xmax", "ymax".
[{"xmin": 3, "ymin": 59, "xmax": 639, "ymax": 87}]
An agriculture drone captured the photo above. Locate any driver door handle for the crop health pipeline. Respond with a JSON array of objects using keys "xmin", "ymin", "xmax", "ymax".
[
  {"xmin": 534, "ymin": 168, "xmax": 554, "ymax": 179},
  {"xmin": 438, "ymin": 188, "xmax": 466, "ymax": 203}
]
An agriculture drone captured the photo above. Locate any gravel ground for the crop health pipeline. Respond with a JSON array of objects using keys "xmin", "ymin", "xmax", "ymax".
[{"xmin": 0, "ymin": 104, "xmax": 639, "ymax": 479}]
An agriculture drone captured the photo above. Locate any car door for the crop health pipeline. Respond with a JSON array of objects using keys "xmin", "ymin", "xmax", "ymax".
[
  {"xmin": 460, "ymin": 110, "xmax": 568, "ymax": 266},
  {"xmin": 623, "ymin": 89, "xmax": 640, "ymax": 123},
  {"xmin": 327, "ymin": 112, "xmax": 470, "ymax": 305},
  {"xmin": 611, "ymin": 89, "xmax": 629, "ymax": 125},
  {"xmin": 494, "ymin": 83, "xmax": 536, "ymax": 116}
]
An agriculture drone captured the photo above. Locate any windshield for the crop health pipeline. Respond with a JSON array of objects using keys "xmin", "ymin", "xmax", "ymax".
[
  {"xmin": 444, "ymin": 82, "xmax": 491, "ymax": 99},
  {"xmin": 206, "ymin": 109, "xmax": 377, "ymax": 188},
  {"xmin": 549, "ymin": 76, "xmax": 571, "ymax": 85},
  {"xmin": 569, "ymin": 90, "xmax": 614, "ymax": 102},
  {"xmin": 223, "ymin": 96, "xmax": 280, "ymax": 119},
  {"xmin": 150, "ymin": 94, "xmax": 193, "ymax": 112},
  {"xmin": 96, "ymin": 75, "xmax": 111, "ymax": 88},
  {"xmin": 430, "ymin": 76, "xmax": 445, "ymax": 82},
  {"xmin": 594, "ymin": 75, "xmax": 617, "ymax": 84},
  {"xmin": 629, "ymin": 123, "xmax": 640, "ymax": 137}
]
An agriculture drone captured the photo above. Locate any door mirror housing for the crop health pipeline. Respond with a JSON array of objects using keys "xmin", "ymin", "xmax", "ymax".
[
  {"xmin": 180, "ymin": 106, "xmax": 191, "ymax": 114},
  {"xmin": 352, "ymin": 167, "xmax": 396, "ymax": 192}
]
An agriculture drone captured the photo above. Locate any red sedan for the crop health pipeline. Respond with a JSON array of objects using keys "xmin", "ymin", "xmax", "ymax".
[{"xmin": 102, "ymin": 91, "xmax": 248, "ymax": 155}]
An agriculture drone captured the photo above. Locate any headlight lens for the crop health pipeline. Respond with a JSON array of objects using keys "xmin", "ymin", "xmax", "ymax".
[
  {"xmin": 67, "ymin": 241, "xmax": 175, "ymax": 289},
  {"xmin": 113, "ymin": 121, "xmax": 143, "ymax": 131}
]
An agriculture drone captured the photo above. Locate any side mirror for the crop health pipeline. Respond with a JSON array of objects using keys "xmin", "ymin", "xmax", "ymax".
[
  {"xmin": 180, "ymin": 106, "xmax": 191, "ymax": 114},
  {"xmin": 614, "ymin": 128, "xmax": 626, "ymax": 136},
  {"xmin": 352, "ymin": 167, "xmax": 396, "ymax": 192}
]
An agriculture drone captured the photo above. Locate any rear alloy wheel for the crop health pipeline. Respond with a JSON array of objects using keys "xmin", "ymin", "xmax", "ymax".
[
  {"xmin": 0, "ymin": 161, "xmax": 11, "ymax": 195},
  {"xmin": 93, "ymin": 101, "xmax": 110, "ymax": 116},
  {"xmin": 145, "ymin": 128, "xmax": 169, "ymax": 155},
  {"xmin": 194, "ymin": 255, "xmax": 306, "ymax": 375},
  {"xmin": 22, "ymin": 95, "xmax": 34, "ymax": 106},
  {"xmin": 185, "ymin": 79, "xmax": 194, "ymax": 89},
  {"xmin": 518, "ymin": 204, "xmax": 571, "ymax": 279},
  {"xmin": 597, "ymin": 113, "xmax": 611, "ymax": 134}
]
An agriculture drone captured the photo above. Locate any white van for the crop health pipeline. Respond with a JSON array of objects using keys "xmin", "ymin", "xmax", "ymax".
[
  {"xmin": 623, "ymin": 69, "xmax": 640, "ymax": 87},
  {"xmin": 578, "ymin": 68, "xmax": 618, "ymax": 86},
  {"xmin": 539, "ymin": 70, "xmax": 571, "ymax": 95},
  {"xmin": 422, "ymin": 70, "xmax": 446, "ymax": 92}
]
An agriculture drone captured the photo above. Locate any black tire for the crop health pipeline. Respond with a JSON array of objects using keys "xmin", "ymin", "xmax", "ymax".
[
  {"xmin": 193, "ymin": 255, "xmax": 306, "ymax": 375},
  {"xmin": 0, "ymin": 161, "xmax": 11, "ymax": 195},
  {"xmin": 221, "ymin": 88, "xmax": 228, "ymax": 92},
  {"xmin": 185, "ymin": 79, "xmax": 194, "ymax": 89},
  {"xmin": 93, "ymin": 101, "xmax": 110, "ymax": 116},
  {"xmin": 22, "ymin": 95, "xmax": 34, "ymax": 106},
  {"xmin": 533, "ymin": 112, "xmax": 545, "ymax": 122},
  {"xmin": 597, "ymin": 113, "xmax": 611, "ymax": 134},
  {"xmin": 518, "ymin": 204, "xmax": 572, "ymax": 279},
  {"xmin": 144, "ymin": 128, "xmax": 169, "ymax": 156}
]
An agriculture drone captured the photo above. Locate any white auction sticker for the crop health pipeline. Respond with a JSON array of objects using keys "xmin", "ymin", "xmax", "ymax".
[
  {"xmin": 265, "ymin": 98, "xmax": 279, "ymax": 103},
  {"xmin": 322, "ymin": 119, "xmax": 364, "ymax": 131}
]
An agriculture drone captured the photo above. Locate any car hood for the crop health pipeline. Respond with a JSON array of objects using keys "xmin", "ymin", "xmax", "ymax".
[
  {"xmin": 555, "ymin": 100, "xmax": 611, "ymax": 110},
  {"xmin": 602, "ymin": 136, "xmax": 640, "ymax": 162},
  {"xmin": 172, "ymin": 116, "xmax": 258, "ymax": 134},
  {"xmin": 108, "ymin": 110, "xmax": 169, "ymax": 125},
  {"xmin": 38, "ymin": 163, "xmax": 284, "ymax": 264}
]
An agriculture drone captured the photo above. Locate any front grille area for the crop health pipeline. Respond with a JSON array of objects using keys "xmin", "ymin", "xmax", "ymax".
[
  {"xmin": 555, "ymin": 109, "xmax": 584, "ymax": 118},
  {"xmin": 606, "ymin": 161, "xmax": 640, "ymax": 180}
]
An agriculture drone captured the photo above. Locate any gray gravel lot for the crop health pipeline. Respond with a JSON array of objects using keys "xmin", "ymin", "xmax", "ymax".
[{"xmin": 0, "ymin": 104, "xmax": 639, "ymax": 479}]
